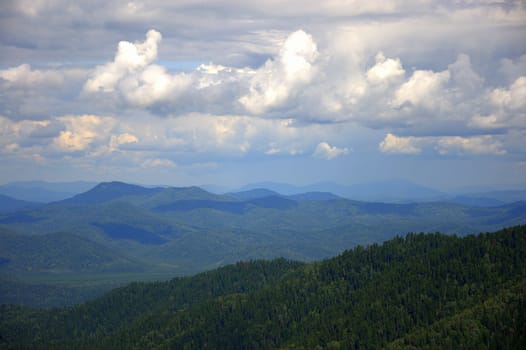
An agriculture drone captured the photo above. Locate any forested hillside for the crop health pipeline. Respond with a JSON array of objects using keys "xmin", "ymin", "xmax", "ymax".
[
  {"xmin": 2, "ymin": 181, "xmax": 526, "ymax": 309},
  {"xmin": 1, "ymin": 225, "xmax": 525, "ymax": 349}
]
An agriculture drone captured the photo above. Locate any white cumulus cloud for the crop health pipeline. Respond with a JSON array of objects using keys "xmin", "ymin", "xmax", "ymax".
[
  {"xmin": 313, "ymin": 142, "xmax": 351, "ymax": 160},
  {"xmin": 490, "ymin": 76, "xmax": 526, "ymax": 111},
  {"xmin": 239, "ymin": 30, "xmax": 318, "ymax": 114},
  {"xmin": 392, "ymin": 69, "xmax": 450, "ymax": 110},
  {"xmin": 142, "ymin": 158, "xmax": 177, "ymax": 168},
  {"xmin": 366, "ymin": 52, "xmax": 405, "ymax": 86},
  {"xmin": 379, "ymin": 133, "xmax": 507, "ymax": 156},
  {"xmin": 52, "ymin": 115, "xmax": 116, "ymax": 153},
  {"xmin": 83, "ymin": 30, "xmax": 192, "ymax": 108},
  {"xmin": 0, "ymin": 64, "xmax": 64, "ymax": 88},
  {"xmin": 436, "ymin": 136, "xmax": 507, "ymax": 156},
  {"xmin": 84, "ymin": 29, "xmax": 162, "ymax": 93},
  {"xmin": 379, "ymin": 133, "xmax": 422, "ymax": 154}
]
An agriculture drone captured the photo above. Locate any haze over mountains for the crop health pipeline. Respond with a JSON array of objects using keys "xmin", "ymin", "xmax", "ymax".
[
  {"xmin": 1, "ymin": 180, "xmax": 526, "ymax": 307},
  {"xmin": 0, "ymin": 181, "xmax": 97, "ymax": 203},
  {"xmin": 1, "ymin": 179, "xmax": 525, "ymax": 206}
]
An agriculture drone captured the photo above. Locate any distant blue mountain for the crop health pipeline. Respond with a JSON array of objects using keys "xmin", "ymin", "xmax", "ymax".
[
  {"xmin": 340, "ymin": 179, "xmax": 444, "ymax": 202},
  {"xmin": 288, "ymin": 192, "xmax": 341, "ymax": 201},
  {"xmin": 449, "ymin": 196, "xmax": 505, "ymax": 207},
  {"xmin": 156, "ymin": 199, "xmax": 246, "ymax": 214},
  {"xmin": 0, "ymin": 194, "xmax": 41, "ymax": 212},
  {"xmin": 0, "ymin": 181, "xmax": 97, "ymax": 203},
  {"xmin": 247, "ymin": 196, "xmax": 297, "ymax": 210},
  {"xmin": 59, "ymin": 181, "xmax": 163, "ymax": 205},
  {"xmin": 236, "ymin": 182, "xmax": 304, "ymax": 195},
  {"xmin": 230, "ymin": 188, "xmax": 341, "ymax": 202},
  {"xmin": 4, "ymin": 180, "xmax": 525, "ymax": 207},
  {"xmin": 228, "ymin": 188, "xmax": 281, "ymax": 200},
  {"xmin": 155, "ymin": 195, "xmax": 297, "ymax": 214},
  {"xmin": 237, "ymin": 180, "xmax": 444, "ymax": 203},
  {"xmin": 236, "ymin": 180, "xmax": 525, "ymax": 205},
  {"xmin": 1, "ymin": 179, "xmax": 525, "ymax": 304},
  {"xmin": 457, "ymin": 190, "xmax": 526, "ymax": 204}
]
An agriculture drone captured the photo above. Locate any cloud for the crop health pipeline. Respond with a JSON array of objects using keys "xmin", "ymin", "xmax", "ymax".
[
  {"xmin": 3, "ymin": 27, "xmax": 523, "ymax": 163},
  {"xmin": 448, "ymin": 54, "xmax": 484, "ymax": 96},
  {"xmin": 490, "ymin": 76, "xmax": 526, "ymax": 111},
  {"xmin": 436, "ymin": 136, "xmax": 506, "ymax": 156},
  {"xmin": 0, "ymin": 64, "xmax": 88, "ymax": 120},
  {"xmin": 239, "ymin": 30, "xmax": 318, "ymax": 114},
  {"xmin": 84, "ymin": 30, "xmax": 193, "ymax": 108},
  {"xmin": 0, "ymin": 64, "xmax": 64, "ymax": 88},
  {"xmin": 1, "ymin": 2, "xmax": 526, "ymax": 187},
  {"xmin": 109, "ymin": 133, "xmax": 139, "ymax": 152},
  {"xmin": 313, "ymin": 142, "xmax": 351, "ymax": 160},
  {"xmin": 84, "ymin": 29, "xmax": 162, "ymax": 93},
  {"xmin": 72, "ymin": 26, "xmax": 526, "ymax": 147},
  {"xmin": 0, "ymin": 116, "xmax": 52, "ymax": 155},
  {"xmin": 366, "ymin": 52, "xmax": 405, "ymax": 87},
  {"xmin": 379, "ymin": 133, "xmax": 421, "ymax": 154},
  {"xmin": 467, "ymin": 76, "xmax": 526, "ymax": 132},
  {"xmin": 142, "ymin": 158, "xmax": 176, "ymax": 168},
  {"xmin": 468, "ymin": 114, "xmax": 505, "ymax": 130},
  {"xmin": 379, "ymin": 133, "xmax": 507, "ymax": 156},
  {"xmin": 392, "ymin": 69, "xmax": 450, "ymax": 110},
  {"xmin": 52, "ymin": 115, "xmax": 116, "ymax": 153},
  {"xmin": 81, "ymin": 29, "xmax": 322, "ymax": 116},
  {"xmin": 499, "ymin": 55, "xmax": 526, "ymax": 83},
  {"xmin": 0, "ymin": 111, "xmax": 348, "ymax": 164},
  {"xmin": 124, "ymin": 114, "xmax": 318, "ymax": 157}
]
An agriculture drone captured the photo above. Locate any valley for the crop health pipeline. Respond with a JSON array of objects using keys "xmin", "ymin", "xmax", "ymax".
[
  {"xmin": 1, "ymin": 225, "xmax": 525, "ymax": 349},
  {"xmin": 1, "ymin": 181, "xmax": 526, "ymax": 307}
]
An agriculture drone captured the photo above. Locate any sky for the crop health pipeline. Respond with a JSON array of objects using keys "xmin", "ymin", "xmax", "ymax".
[{"xmin": 1, "ymin": 0, "xmax": 526, "ymax": 191}]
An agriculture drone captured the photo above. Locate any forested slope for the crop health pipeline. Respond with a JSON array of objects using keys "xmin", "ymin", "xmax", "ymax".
[
  {"xmin": 2, "ymin": 181, "xmax": 526, "ymax": 310},
  {"xmin": 1, "ymin": 225, "xmax": 525, "ymax": 349}
]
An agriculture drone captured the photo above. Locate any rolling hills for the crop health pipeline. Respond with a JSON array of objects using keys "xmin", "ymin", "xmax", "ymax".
[
  {"xmin": 1, "ymin": 225, "xmax": 524, "ymax": 349},
  {"xmin": 1, "ymin": 181, "xmax": 526, "ymax": 307},
  {"xmin": 0, "ymin": 229, "xmax": 139, "ymax": 273}
]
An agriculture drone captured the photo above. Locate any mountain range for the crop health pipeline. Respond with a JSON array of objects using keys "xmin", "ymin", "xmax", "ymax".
[
  {"xmin": 1, "ymin": 181, "xmax": 526, "ymax": 307},
  {"xmin": 2, "ymin": 179, "xmax": 526, "ymax": 205},
  {"xmin": 234, "ymin": 180, "xmax": 526, "ymax": 205}
]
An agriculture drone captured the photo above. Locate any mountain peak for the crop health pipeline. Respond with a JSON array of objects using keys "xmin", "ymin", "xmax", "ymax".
[
  {"xmin": 59, "ymin": 181, "xmax": 161, "ymax": 205},
  {"xmin": 228, "ymin": 188, "xmax": 281, "ymax": 200}
]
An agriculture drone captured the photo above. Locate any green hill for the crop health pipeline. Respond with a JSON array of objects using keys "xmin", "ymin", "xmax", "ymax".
[
  {"xmin": 1, "ymin": 182, "xmax": 526, "ymax": 307},
  {"xmin": 1, "ymin": 225, "xmax": 525, "ymax": 349},
  {"xmin": 0, "ymin": 229, "xmax": 139, "ymax": 274}
]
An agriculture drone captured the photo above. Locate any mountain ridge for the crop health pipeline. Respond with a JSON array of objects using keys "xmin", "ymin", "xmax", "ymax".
[
  {"xmin": 57, "ymin": 181, "xmax": 163, "ymax": 205},
  {"xmin": 0, "ymin": 195, "xmax": 41, "ymax": 212},
  {"xmin": 1, "ymin": 181, "xmax": 526, "ymax": 307},
  {"xmin": 2, "ymin": 179, "xmax": 525, "ymax": 206}
]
